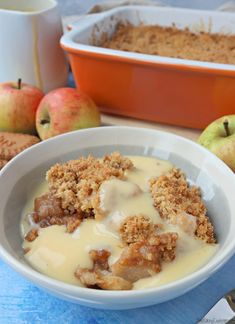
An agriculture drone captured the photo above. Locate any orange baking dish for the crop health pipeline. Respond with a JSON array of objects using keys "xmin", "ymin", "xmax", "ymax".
[{"xmin": 61, "ymin": 6, "xmax": 235, "ymax": 129}]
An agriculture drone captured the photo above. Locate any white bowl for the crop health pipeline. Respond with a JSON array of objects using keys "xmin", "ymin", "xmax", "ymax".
[{"xmin": 0, "ymin": 126, "xmax": 235, "ymax": 310}]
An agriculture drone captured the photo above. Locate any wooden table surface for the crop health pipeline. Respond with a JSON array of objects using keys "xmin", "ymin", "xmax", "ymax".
[{"xmin": 101, "ymin": 113, "xmax": 201, "ymax": 141}]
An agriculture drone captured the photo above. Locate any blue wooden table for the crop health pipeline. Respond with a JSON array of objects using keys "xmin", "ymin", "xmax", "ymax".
[{"xmin": 1, "ymin": 254, "xmax": 235, "ymax": 324}]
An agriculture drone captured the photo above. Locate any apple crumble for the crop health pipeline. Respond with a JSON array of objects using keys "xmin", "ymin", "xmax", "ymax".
[
  {"xmin": 149, "ymin": 168, "xmax": 215, "ymax": 243},
  {"xmin": 100, "ymin": 23, "xmax": 235, "ymax": 65},
  {"xmin": 22, "ymin": 152, "xmax": 217, "ymax": 290}
]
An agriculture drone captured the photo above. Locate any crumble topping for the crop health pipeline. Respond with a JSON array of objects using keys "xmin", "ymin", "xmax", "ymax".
[
  {"xmin": 111, "ymin": 232, "xmax": 178, "ymax": 282},
  {"xmin": 75, "ymin": 230, "xmax": 178, "ymax": 288},
  {"xmin": 119, "ymin": 215, "xmax": 162, "ymax": 244},
  {"xmin": 101, "ymin": 23, "xmax": 235, "ymax": 65},
  {"xmin": 46, "ymin": 152, "xmax": 133, "ymax": 214},
  {"xmin": 32, "ymin": 193, "xmax": 86, "ymax": 233},
  {"xmin": 27, "ymin": 153, "xmax": 133, "ymax": 236},
  {"xmin": 149, "ymin": 168, "xmax": 216, "ymax": 243}
]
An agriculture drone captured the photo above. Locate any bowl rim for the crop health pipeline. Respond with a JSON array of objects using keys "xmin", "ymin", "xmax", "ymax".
[{"xmin": 0, "ymin": 126, "xmax": 235, "ymax": 300}]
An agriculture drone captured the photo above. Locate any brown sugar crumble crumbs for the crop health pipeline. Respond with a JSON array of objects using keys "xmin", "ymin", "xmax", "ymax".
[
  {"xmin": 24, "ymin": 152, "xmax": 216, "ymax": 290},
  {"xmin": 25, "ymin": 152, "xmax": 133, "ymax": 237},
  {"xmin": 100, "ymin": 23, "xmax": 235, "ymax": 65},
  {"xmin": 149, "ymin": 168, "xmax": 216, "ymax": 243}
]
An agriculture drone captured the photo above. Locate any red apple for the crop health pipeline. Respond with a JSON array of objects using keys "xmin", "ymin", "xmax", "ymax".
[
  {"xmin": 36, "ymin": 88, "xmax": 101, "ymax": 140},
  {"xmin": 0, "ymin": 79, "xmax": 44, "ymax": 134}
]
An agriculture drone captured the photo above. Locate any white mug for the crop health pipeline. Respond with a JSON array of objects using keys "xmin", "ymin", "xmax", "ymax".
[{"xmin": 0, "ymin": 0, "xmax": 68, "ymax": 92}]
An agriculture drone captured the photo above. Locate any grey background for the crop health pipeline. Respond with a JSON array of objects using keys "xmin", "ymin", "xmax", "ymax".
[{"xmin": 56, "ymin": 0, "xmax": 229, "ymax": 16}]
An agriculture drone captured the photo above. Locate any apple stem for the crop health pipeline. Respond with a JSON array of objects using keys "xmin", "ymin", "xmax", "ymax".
[
  {"xmin": 223, "ymin": 119, "xmax": 230, "ymax": 137},
  {"xmin": 18, "ymin": 78, "xmax": 22, "ymax": 90}
]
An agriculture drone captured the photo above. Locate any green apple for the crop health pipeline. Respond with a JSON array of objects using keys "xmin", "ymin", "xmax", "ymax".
[
  {"xmin": 0, "ymin": 79, "xmax": 44, "ymax": 134},
  {"xmin": 198, "ymin": 115, "xmax": 235, "ymax": 171},
  {"xmin": 36, "ymin": 88, "xmax": 100, "ymax": 140}
]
